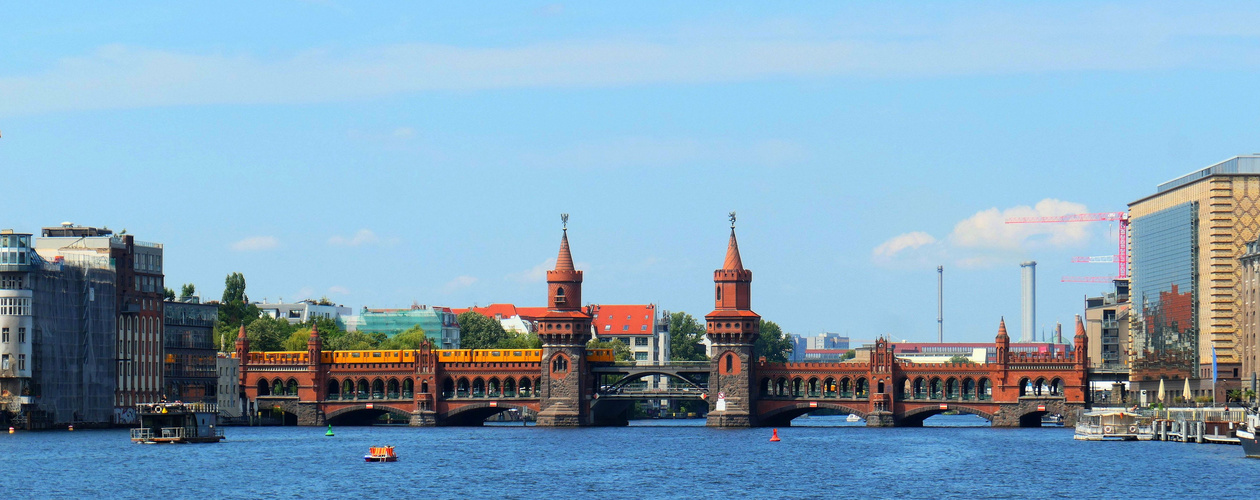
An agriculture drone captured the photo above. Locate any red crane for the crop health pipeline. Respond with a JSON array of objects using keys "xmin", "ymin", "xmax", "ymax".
[{"xmin": 1004, "ymin": 211, "xmax": 1128, "ymax": 283}]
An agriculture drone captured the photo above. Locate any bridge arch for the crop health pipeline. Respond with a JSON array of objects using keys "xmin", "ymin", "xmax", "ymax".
[
  {"xmin": 898, "ymin": 404, "xmax": 995, "ymax": 427},
  {"xmin": 439, "ymin": 402, "xmax": 535, "ymax": 426},
  {"xmin": 602, "ymin": 371, "xmax": 706, "ymax": 392},
  {"xmin": 326, "ymin": 404, "xmax": 413, "ymax": 426},
  {"xmin": 758, "ymin": 402, "xmax": 868, "ymax": 427}
]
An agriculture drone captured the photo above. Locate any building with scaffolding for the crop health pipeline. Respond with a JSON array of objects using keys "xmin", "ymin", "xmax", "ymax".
[
  {"xmin": 34, "ymin": 223, "xmax": 165, "ymax": 420},
  {"xmin": 1, "ymin": 229, "xmax": 116, "ymax": 428},
  {"xmin": 342, "ymin": 304, "xmax": 461, "ymax": 348}
]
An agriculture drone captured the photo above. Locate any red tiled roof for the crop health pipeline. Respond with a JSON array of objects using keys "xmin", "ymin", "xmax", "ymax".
[
  {"xmin": 452, "ymin": 303, "xmax": 521, "ymax": 320},
  {"xmin": 555, "ymin": 231, "xmax": 574, "ymax": 272},
  {"xmin": 515, "ymin": 307, "xmax": 548, "ymax": 321},
  {"xmin": 804, "ymin": 349, "xmax": 849, "ymax": 354},
  {"xmin": 592, "ymin": 304, "xmax": 656, "ymax": 336}
]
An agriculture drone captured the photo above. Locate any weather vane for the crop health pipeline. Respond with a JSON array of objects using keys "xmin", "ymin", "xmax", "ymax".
[
  {"xmin": 561, "ymin": 213, "xmax": 569, "ymax": 230},
  {"xmin": 728, "ymin": 211, "xmax": 736, "ymax": 228}
]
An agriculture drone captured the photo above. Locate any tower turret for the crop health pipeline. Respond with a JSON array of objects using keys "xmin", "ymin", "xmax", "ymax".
[
  {"xmin": 536, "ymin": 214, "xmax": 594, "ymax": 427},
  {"xmin": 1073, "ymin": 314, "xmax": 1088, "ymax": 367},
  {"xmin": 705, "ymin": 212, "xmax": 760, "ymax": 427},
  {"xmin": 235, "ymin": 325, "xmax": 249, "ymax": 387}
]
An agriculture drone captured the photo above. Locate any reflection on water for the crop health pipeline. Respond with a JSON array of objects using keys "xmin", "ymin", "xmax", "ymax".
[{"xmin": 0, "ymin": 414, "xmax": 1252, "ymax": 499}]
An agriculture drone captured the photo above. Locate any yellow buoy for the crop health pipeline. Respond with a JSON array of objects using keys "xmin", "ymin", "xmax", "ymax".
[{"xmin": 7, "ymin": 427, "xmax": 13, "ymax": 434}]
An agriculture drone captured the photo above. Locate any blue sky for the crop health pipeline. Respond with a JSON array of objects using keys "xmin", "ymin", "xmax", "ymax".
[{"xmin": 4, "ymin": 2, "xmax": 1260, "ymax": 343}]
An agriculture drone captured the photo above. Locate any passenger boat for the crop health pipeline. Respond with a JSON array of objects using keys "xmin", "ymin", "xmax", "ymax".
[
  {"xmin": 364, "ymin": 446, "xmax": 398, "ymax": 462},
  {"xmin": 1074, "ymin": 410, "xmax": 1154, "ymax": 441},
  {"xmin": 129, "ymin": 402, "xmax": 225, "ymax": 444},
  {"xmin": 1041, "ymin": 414, "xmax": 1065, "ymax": 427},
  {"xmin": 846, "ymin": 414, "xmax": 862, "ymax": 422},
  {"xmin": 1239, "ymin": 406, "xmax": 1260, "ymax": 458}
]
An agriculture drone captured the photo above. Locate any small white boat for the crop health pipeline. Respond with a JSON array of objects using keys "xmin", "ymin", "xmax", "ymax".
[
  {"xmin": 846, "ymin": 414, "xmax": 861, "ymax": 422},
  {"xmin": 1074, "ymin": 410, "xmax": 1154, "ymax": 441}
]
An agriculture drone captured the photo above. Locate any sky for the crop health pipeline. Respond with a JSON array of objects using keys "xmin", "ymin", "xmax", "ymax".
[{"xmin": 3, "ymin": 2, "xmax": 1260, "ymax": 344}]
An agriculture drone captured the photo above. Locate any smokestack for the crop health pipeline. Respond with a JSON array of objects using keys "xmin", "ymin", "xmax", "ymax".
[
  {"xmin": 1055, "ymin": 322, "xmax": 1062, "ymax": 344},
  {"xmin": 1020, "ymin": 261, "xmax": 1036, "ymax": 343},
  {"xmin": 937, "ymin": 265, "xmax": 943, "ymax": 343}
]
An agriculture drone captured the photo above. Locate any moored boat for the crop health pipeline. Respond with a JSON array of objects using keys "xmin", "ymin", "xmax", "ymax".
[
  {"xmin": 1240, "ymin": 407, "xmax": 1260, "ymax": 458},
  {"xmin": 1074, "ymin": 410, "xmax": 1154, "ymax": 441},
  {"xmin": 846, "ymin": 414, "xmax": 861, "ymax": 422},
  {"xmin": 130, "ymin": 402, "xmax": 225, "ymax": 444},
  {"xmin": 365, "ymin": 446, "xmax": 398, "ymax": 462}
]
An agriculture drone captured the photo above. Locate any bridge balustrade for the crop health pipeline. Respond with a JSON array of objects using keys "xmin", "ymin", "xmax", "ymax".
[
  {"xmin": 402, "ymin": 390, "xmax": 413, "ymax": 399},
  {"xmin": 387, "ymin": 392, "xmax": 399, "ymax": 399}
]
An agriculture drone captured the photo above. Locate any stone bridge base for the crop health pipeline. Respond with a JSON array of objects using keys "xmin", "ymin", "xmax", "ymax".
[
  {"xmin": 990, "ymin": 398, "xmax": 1082, "ymax": 427},
  {"xmin": 865, "ymin": 411, "xmax": 895, "ymax": 427},
  {"xmin": 409, "ymin": 410, "xmax": 436, "ymax": 427}
]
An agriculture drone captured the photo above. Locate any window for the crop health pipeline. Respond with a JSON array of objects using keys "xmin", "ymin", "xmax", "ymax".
[
  {"xmin": 619, "ymin": 337, "xmax": 630, "ymax": 345},
  {"xmin": 604, "ymin": 325, "xmax": 611, "ymax": 331},
  {"xmin": 18, "ymin": 354, "xmax": 26, "ymax": 370},
  {"xmin": 1, "ymin": 354, "xmax": 7, "ymax": 369},
  {"xmin": 622, "ymin": 325, "xmax": 629, "ymax": 331},
  {"xmin": 1, "ymin": 327, "xmax": 7, "ymax": 343},
  {"xmin": 17, "ymin": 327, "xmax": 24, "ymax": 343},
  {"xmin": 635, "ymin": 352, "xmax": 648, "ymax": 361},
  {"xmin": 641, "ymin": 325, "xmax": 647, "ymax": 331},
  {"xmin": 635, "ymin": 337, "xmax": 649, "ymax": 346}
]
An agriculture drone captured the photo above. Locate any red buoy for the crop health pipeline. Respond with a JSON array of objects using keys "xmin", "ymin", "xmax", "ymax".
[{"xmin": 770, "ymin": 429, "xmax": 781, "ymax": 442}]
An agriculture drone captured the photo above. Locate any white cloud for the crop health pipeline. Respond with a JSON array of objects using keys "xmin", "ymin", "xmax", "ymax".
[
  {"xmin": 872, "ymin": 198, "xmax": 1095, "ymax": 269},
  {"xmin": 949, "ymin": 199, "xmax": 1090, "ymax": 251},
  {"xmin": 6, "ymin": 7, "xmax": 1260, "ymax": 115},
  {"xmin": 873, "ymin": 232, "xmax": 937, "ymax": 259},
  {"xmin": 230, "ymin": 235, "xmax": 279, "ymax": 251},
  {"xmin": 391, "ymin": 127, "xmax": 414, "ymax": 138},
  {"xmin": 327, "ymin": 285, "xmax": 350, "ymax": 295},
  {"xmin": 508, "ymin": 258, "xmax": 555, "ymax": 284},
  {"xmin": 442, "ymin": 275, "xmax": 478, "ymax": 293},
  {"xmin": 328, "ymin": 229, "xmax": 380, "ymax": 247}
]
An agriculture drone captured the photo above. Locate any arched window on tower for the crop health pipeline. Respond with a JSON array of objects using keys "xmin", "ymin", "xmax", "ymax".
[
  {"xmin": 716, "ymin": 285, "xmax": 722, "ymax": 301},
  {"xmin": 725, "ymin": 353, "xmax": 733, "ymax": 373},
  {"xmin": 552, "ymin": 355, "xmax": 568, "ymax": 374},
  {"xmin": 554, "ymin": 286, "xmax": 566, "ymax": 304}
]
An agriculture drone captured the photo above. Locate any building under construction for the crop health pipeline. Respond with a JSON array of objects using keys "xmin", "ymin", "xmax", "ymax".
[{"xmin": 1, "ymin": 230, "xmax": 116, "ymax": 428}]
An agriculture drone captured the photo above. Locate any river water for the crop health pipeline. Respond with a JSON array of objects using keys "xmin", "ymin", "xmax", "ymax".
[{"xmin": 1, "ymin": 415, "xmax": 1254, "ymax": 499}]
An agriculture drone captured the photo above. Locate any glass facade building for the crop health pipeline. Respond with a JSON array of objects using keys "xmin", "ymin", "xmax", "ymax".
[{"xmin": 1129, "ymin": 201, "xmax": 1198, "ymax": 377}]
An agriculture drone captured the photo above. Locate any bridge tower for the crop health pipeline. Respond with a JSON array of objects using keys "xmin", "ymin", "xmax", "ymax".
[
  {"xmin": 536, "ymin": 218, "xmax": 595, "ymax": 426},
  {"xmin": 994, "ymin": 317, "xmax": 1012, "ymax": 399},
  {"xmin": 305, "ymin": 323, "xmax": 324, "ymax": 401},
  {"xmin": 705, "ymin": 217, "xmax": 760, "ymax": 427},
  {"xmin": 235, "ymin": 324, "xmax": 249, "ymax": 391}
]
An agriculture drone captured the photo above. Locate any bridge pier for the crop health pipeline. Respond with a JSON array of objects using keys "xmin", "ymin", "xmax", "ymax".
[
  {"xmin": 409, "ymin": 410, "xmax": 437, "ymax": 427},
  {"xmin": 864, "ymin": 411, "xmax": 895, "ymax": 427}
]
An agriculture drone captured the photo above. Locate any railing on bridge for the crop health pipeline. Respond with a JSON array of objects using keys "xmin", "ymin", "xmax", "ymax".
[{"xmin": 608, "ymin": 361, "xmax": 710, "ymax": 368}]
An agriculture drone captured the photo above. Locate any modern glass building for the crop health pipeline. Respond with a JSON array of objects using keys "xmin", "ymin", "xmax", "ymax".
[
  {"xmin": 1128, "ymin": 155, "xmax": 1260, "ymax": 396},
  {"xmin": 1129, "ymin": 202, "xmax": 1197, "ymax": 374}
]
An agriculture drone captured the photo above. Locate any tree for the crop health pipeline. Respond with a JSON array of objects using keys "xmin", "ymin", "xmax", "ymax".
[
  {"xmin": 282, "ymin": 328, "xmax": 311, "ymax": 351},
  {"xmin": 587, "ymin": 338, "xmax": 634, "ymax": 362},
  {"xmin": 457, "ymin": 311, "xmax": 509, "ymax": 349},
  {"xmin": 754, "ymin": 319, "xmax": 793, "ymax": 363},
  {"xmin": 840, "ymin": 350, "xmax": 856, "ymax": 361},
  {"xmin": 668, "ymin": 311, "xmax": 709, "ymax": 361},
  {"xmin": 324, "ymin": 331, "xmax": 386, "ymax": 351},
  {"xmin": 163, "ymin": 287, "xmax": 176, "ymax": 301},
  {"xmin": 179, "ymin": 283, "xmax": 196, "ymax": 301},
  {"xmin": 947, "ymin": 354, "xmax": 971, "ymax": 364},
  {"xmin": 217, "ymin": 272, "xmax": 261, "ymax": 328},
  {"xmin": 381, "ymin": 325, "xmax": 429, "ymax": 350},
  {"xmin": 244, "ymin": 315, "xmax": 296, "ymax": 352},
  {"xmin": 317, "ymin": 296, "xmax": 334, "ymax": 306},
  {"xmin": 496, "ymin": 330, "xmax": 543, "ymax": 349}
]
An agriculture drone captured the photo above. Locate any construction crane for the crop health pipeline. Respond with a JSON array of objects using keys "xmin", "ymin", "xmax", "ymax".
[{"xmin": 1004, "ymin": 211, "xmax": 1128, "ymax": 283}]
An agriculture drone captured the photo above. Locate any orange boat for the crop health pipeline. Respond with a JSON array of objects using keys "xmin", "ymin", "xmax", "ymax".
[{"xmin": 364, "ymin": 446, "xmax": 398, "ymax": 462}]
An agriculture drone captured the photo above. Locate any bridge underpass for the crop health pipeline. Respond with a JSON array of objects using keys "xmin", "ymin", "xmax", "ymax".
[{"xmin": 591, "ymin": 362, "xmax": 711, "ymax": 425}]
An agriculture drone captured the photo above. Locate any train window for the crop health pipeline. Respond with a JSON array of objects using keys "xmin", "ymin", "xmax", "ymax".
[
  {"xmin": 513, "ymin": 351, "xmax": 522, "ymax": 356},
  {"xmin": 352, "ymin": 353, "xmax": 361, "ymax": 358},
  {"xmin": 492, "ymin": 352, "xmax": 501, "ymax": 356},
  {"xmin": 373, "ymin": 352, "xmax": 382, "ymax": 357}
]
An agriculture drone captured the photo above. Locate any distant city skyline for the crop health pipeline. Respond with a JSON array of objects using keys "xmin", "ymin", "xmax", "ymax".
[{"xmin": 4, "ymin": 2, "xmax": 1260, "ymax": 342}]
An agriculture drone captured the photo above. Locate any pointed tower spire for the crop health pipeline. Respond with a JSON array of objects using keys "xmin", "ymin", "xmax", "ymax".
[
  {"xmin": 997, "ymin": 317, "xmax": 1009, "ymax": 339},
  {"xmin": 237, "ymin": 324, "xmax": 247, "ymax": 340},
  {"xmin": 556, "ymin": 230, "xmax": 575, "ymax": 272},
  {"xmin": 723, "ymin": 228, "xmax": 744, "ymax": 271},
  {"xmin": 1074, "ymin": 314, "xmax": 1086, "ymax": 338}
]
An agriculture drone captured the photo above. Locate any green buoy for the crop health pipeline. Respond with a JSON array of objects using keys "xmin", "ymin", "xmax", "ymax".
[{"xmin": 325, "ymin": 424, "xmax": 335, "ymax": 437}]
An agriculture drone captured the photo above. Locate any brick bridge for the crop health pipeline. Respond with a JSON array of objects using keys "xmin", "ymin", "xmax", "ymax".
[{"xmin": 237, "ymin": 222, "xmax": 1087, "ymax": 427}]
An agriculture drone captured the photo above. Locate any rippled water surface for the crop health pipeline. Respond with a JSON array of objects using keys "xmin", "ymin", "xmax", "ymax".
[{"xmin": 2, "ymin": 415, "xmax": 1254, "ymax": 499}]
